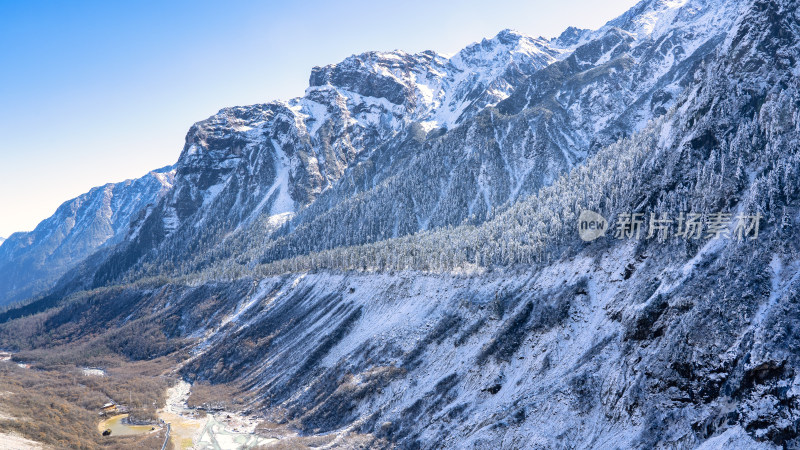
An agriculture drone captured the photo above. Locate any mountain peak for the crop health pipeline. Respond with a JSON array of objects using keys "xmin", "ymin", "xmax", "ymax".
[
  {"xmin": 494, "ymin": 28, "xmax": 526, "ymax": 42},
  {"xmin": 553, "ymin": 26, "xmax": 591, "ymax": 47},
  {"xmin": 452, "ymin": 28, "xmax": 562, "ymax": 71},
  {"xmin": 483, "ymin": 28, "xmax": 550, "ymax": 49},
  {"xmin": 606, "ymin": 0, "xmax": 689, "ymax": 38},
  {"xmin": 601, "ymin": 0, "xmax": 748, "ymax": 41}
]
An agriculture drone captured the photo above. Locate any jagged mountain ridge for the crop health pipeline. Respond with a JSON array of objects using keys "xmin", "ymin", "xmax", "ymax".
[
  {"xmin": 87, "ymin": 30, "xmax": 568, "ymax": 285},
  {"xmin": 2, "ymin": 0, "xmax": 747, "ymax": 307},
  {"xmin": 0, "ymin": 166, "xmax": 175, "ymax": 306},
  {"xmin": 81, "ymin": 0, "xmax": 745, "ymax": 287},
  {"xmin": 1, "ymin": 31, "xmax": 562, "ymax": 304}
]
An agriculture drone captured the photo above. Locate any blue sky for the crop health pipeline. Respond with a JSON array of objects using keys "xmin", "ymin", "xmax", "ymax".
[{"xmin": 0, "ymin": 0, "xmax": 638, "ymax": 238}]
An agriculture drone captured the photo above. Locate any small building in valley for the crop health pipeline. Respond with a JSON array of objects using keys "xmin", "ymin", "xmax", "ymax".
[{"xmin": 101, "ymin": 402, "xmax": 117, "ymax": 414}]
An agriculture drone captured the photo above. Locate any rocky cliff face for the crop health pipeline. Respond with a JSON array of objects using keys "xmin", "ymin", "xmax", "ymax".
[
  {"xmin": 83, "ymin": 0, "xmax": 747, "ymax": 287},
  {"xmin": 85, "ymin": 30, "xmax": 567, "ymax": 285}
]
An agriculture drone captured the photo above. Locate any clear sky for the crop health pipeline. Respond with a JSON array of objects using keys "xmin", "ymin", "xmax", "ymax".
[{"xmin": 0, "ymin": 0, "xmax": 638, "ymax": 238}]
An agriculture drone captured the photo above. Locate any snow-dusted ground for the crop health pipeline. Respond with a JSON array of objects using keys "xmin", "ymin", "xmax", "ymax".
[
  {"xmin": 81, "ymin": 368, "xmax": 106, "ymax": 377},
  {"xmin": 175, "ymin": 219, "xmax": 799, "ymax": 449},
  {"xmin": 696, "ymin": 426, "xmax": 775, "ymax": 450},
  {"xmin": 159, "ymin": 380, "xmax": 276, "ymax": 450},
  {"xmin": 0, "ymin": 431, "xmax": 44, "ymax": 450}
]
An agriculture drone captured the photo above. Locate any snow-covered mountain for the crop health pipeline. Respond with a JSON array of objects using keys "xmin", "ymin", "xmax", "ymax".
[
  {"xmin": 0, "ymin": 27, "xmax": 571, "ymax": 304},
  {"xmin": 84, "ymin": 0, "xmax": 746, "ymax": 287},
  {"xmin": 0, "ymin": 166, "xmax": 175, "ymax": 306},
  {"xmin": 2, "ymin": 0, "xmax": 799, "ymax": 447},
  {"xmin": 83, "ymin": 30, "xmax": 568, "ymax": 285}
]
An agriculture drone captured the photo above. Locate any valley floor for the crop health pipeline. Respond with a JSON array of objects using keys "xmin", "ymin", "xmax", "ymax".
[
  {"xmin": 1, "ymin": 235, "xmax": 797, "ymax": 448},
  {"xmin": 159, "ymin": 380, "xmax": 276, "ymax": 449}
]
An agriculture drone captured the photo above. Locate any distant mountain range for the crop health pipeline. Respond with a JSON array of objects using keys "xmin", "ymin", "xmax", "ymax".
[{"xmin": 0, "ymin": 166, "xmax": 174, "ymax": 305}]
